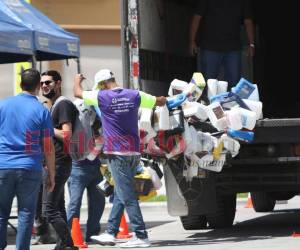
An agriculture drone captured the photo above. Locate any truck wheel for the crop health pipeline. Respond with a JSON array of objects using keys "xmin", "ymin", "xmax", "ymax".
[
  {"xmin": 251, "ymin": 191, "xmax": 276, "ymax": 212},
  {"xmin": 206, "ymin": 194, "xmax": 236, "ymax": 229},
  {"xmin": 180, "ymin": 215, "xmax": 207, "ymax": 230}
]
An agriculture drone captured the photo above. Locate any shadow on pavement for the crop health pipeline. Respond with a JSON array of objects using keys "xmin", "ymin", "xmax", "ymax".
[
  {"xmin": 151, "ymin": 209, "xmax": 300, "ymax": 247},
  {"xmin": 6, "ymin": 220, "xmax": 174, "ymax": 246}
]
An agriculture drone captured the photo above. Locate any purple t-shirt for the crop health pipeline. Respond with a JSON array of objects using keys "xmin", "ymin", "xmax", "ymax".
[{"xmin": 98, "ymin": 88, "xmax": 141, "ymax": 154}]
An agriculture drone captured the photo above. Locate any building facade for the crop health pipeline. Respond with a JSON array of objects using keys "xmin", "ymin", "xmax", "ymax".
[{"xmin": 0, "ymin": 0, "xmax": 122, "ymax": 98}]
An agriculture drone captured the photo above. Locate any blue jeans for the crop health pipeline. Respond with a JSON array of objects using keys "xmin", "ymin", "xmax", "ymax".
[
  {"xmin": 0, "ymin": 169, "xmax": 42, "ymax": 250},
  {"xmin": 67, "ymin": 163, "xmax": 105, "ymax": 241},
  {"xmin": 198, "ymin": 49, "xmax": 241, "ymax": 89},
  {"xmin": 106, "ymin": 155, "xmax": 147, "ymax": 239}
]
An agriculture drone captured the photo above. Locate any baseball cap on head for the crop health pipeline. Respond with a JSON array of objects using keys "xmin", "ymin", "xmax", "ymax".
[{"xmin": 93, "ymin": 69, "xmax": 114, "ymax": 90}]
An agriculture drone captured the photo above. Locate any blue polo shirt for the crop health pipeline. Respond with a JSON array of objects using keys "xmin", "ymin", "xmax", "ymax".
[{"xmin": 0, "ymin": 93, "xmax": 54, "ymax": 171}]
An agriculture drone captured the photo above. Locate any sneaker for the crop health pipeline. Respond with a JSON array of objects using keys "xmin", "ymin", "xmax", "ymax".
[
  {"xmin": 91, "ymin": 232, "xmax": 116, "ymax": 246},
  {"xmin": 119, "ymin": 237, "xmax": 151, "ymax": 248},
  {"xmin": 31, "ymin": 234, "xmax": 57, "ymax": 245}
]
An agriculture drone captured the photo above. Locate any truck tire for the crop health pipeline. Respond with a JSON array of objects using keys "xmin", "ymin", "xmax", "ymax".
[
  {"xmin": 180, "ymin": 215, "xmax": 207, "ymax": 230},
  {"xmin": 206, "ymin": 194, "xmax": 236, "ymax": 229},
  {"xmin": 251, "ymin": 191, "xmax": 276, "ymax": 212}
]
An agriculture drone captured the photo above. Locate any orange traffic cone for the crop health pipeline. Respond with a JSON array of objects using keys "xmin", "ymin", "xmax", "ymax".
[
  {"xmin": 32, "ymin": 225, "xmax": 37, "ymax": 236},
  {"xmin": 244, "ymin": 193, "xmax": 253, "ymax": 208},
  {"xmin": 116, "ymin": 214, "xmax": 132, "ymax": 239},
  {"xmin": 71, "ymin": 218, "xmax": 88, "ymax": 248}
]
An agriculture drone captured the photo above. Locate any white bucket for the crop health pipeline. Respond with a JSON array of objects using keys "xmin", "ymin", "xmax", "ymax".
[
  {"xmin": 233, "ymin": 107, "xmax": 257, "ymax": 130},
  {"xmin": 168, "ymin": 79, "xmax": 188, "ymax": 96},
  {"xmin": 206, "ymin": 102, "xmax": 228, "ymax": 131},
  {"xmin": 242, "ymin": 99, "xmax": 263, "ymax": 120},
  {"xmin": 207, "ymin": 79, "xmax": 218, "ymax": 100}
]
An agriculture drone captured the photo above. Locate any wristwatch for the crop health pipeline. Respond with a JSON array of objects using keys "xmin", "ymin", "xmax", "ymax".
[{"xmin": 249, "ymin": 43, "xmax": 255, "ymax": 48}]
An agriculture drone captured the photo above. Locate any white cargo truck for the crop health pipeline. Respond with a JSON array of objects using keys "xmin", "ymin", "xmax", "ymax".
[{"xmin": 120, "ymin": 0, "xmax": 300, "ymax": 229}]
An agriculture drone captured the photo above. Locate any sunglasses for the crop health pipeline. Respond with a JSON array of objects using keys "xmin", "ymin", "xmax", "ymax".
[{"xmin": 41, "ymin": 80, "xmax": 55, "ymax": 86}]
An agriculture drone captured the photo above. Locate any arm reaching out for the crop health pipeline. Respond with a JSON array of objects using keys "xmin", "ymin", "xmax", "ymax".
[
  {"xmin": 74, "ymin": 74, "xmax": 85, "ymax": 99},
  {"xmin": 139, "ymin": 91, "xmax": 166, "ymax": 108}
]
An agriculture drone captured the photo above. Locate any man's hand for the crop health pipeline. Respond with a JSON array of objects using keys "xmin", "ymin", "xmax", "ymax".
[
  {"xmin": 75, "ymin": 73, "xmax": 85, "ymax": 86},
  {"xmin": 247, "ymin": 45, "xmax": 255, "ymax": 57},
  {"xmin": 74, "ymin": 74, "xmax": 84, "ymax": 98},
  {"xmin": 45, "ymin": 173, "xmax": 55, "ymax": 193},
  {"xmin": 155, "ymin": 96, "xmax": 167, "ymax": 106},
  {"xmin": 189, "ymin": 41, "xmax": 198, "ymax": 57}
]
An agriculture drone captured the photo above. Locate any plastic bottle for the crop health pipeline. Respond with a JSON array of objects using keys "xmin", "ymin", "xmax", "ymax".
[
  {"xmin": 232, "ymin": 78, "xmax": 256, "ymax": 99},
  {"xmin": 206, "ymin": 102, "xmax": 228, "ymax": 131},
  {"xmin": 146, "ymin": 167, "xmax": 162, "ymax": 190},
  {"xmin": 190, "ymin": 72, "xmax": 206, "ymax": 90},
  {"xmin": 225, "ymin": 109, "xmax": 243, "ymax": 130},
  {"xmin": 188, "ymin": 72, "xmax": 206, "ymax": 101},
  {"xmin": 168, "ymin": 79, "xmax": 188, "ymax": 96},
  {"xmin": 249, "ymin": 84, "xmax": 260, "ymax": 101},
  {"xmin": 221, "ymin": 134, "xmax": 240, "ymax": 157},
  {"xmin": 139, "ymin": 108, "xmax": 153, "ymax": 132},
  {"xmin": 139, "ymin": 108, "xmax": 157, "ymax": 143},
  {"xmin": 210, "ymin": 92, "xmax": 250, "ymax": 110},
  {"xmin": 233, "ymin": 107, "xmax": 256, "ymax": 130},
  {"xmin": 182, "ymin": 101, "xmax": 208, "ymax": 122},
  {"xmin": 227, "ymin": 128, "xmax": 254, "ymax": 143},
  {"xmin": 242, "ymin": 99, "xmax": 263, "ymax": 119},
  {"xmin": 166, "ymin": 93, "xmax": 187, "ymax": 110},
  {"xmin": 157, "ymin": 105, "xmax": 170, "ymax": 130},
  {"xmin": 207, "ymin": 79, "xmax": 218, "ymax": 100},
  {"xmin": 217, "ymin": 81, "xmax": 228, "ymax": 94},
  {"xmin": 183, "ymin": 83, "xmax": 202, "ymax": 102}
]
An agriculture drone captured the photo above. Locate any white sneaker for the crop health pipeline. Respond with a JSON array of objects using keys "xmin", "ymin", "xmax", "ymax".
[
  {"xmin": 90, "ymin": 232, "xmax": 116, "ymax": 246},
  {"xmin": 119, "ymin": 236, "xmax": 151, "ymax": 248}
]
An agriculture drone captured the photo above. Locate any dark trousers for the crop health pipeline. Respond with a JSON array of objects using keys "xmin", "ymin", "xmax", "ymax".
[
  {"xmin": 42, "ymin": 162, "xmax": 73, "ymax": 248},
  {"xmin": 35, "ymin": 183, "xmax": 49, "ymax": 236}
]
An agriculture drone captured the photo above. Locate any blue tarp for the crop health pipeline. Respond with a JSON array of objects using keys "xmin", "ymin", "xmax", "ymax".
[
  {"xmin": 0, "ymin": 13, "xmax": 33, "ymax": 63},
  {"xmin": 1, "ymin": 0, "xmax": 80, "ymax": 61}
]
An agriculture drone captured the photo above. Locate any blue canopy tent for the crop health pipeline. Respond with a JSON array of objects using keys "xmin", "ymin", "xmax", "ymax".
[
  {"xmin": 0, "ymin": 15, "xmax": 33, "ymax": 64},
  {"xmin": 1, "ymin": 0, "xmax": 80, "ymax": 62}
]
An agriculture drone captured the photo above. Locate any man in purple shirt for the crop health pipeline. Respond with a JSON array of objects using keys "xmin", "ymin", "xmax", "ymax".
[{"xmin": 74, "ymin": 69, "xmax": 166, "ymax": 248}]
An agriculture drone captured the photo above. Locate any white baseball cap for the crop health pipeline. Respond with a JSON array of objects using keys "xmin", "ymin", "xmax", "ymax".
[{"xmin": 93, "ymin": 69, "xmax": 114, "ymax": 90}]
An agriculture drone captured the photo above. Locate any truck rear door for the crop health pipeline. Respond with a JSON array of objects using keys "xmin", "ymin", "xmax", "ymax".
[{"xmin": 121, "ymin": 0, "xmax": 196, "ymax": 94}]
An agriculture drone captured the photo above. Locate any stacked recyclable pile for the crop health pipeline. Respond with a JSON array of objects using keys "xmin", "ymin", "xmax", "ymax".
[{"xmin": 139, "ymin": 73, "xmax": 263, "ymax": 176}]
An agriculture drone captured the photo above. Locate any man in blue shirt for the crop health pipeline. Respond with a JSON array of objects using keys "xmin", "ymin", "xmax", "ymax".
[{"xmin": 0, "ymin": 68, "xmax": 55, "ymax": 250}]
